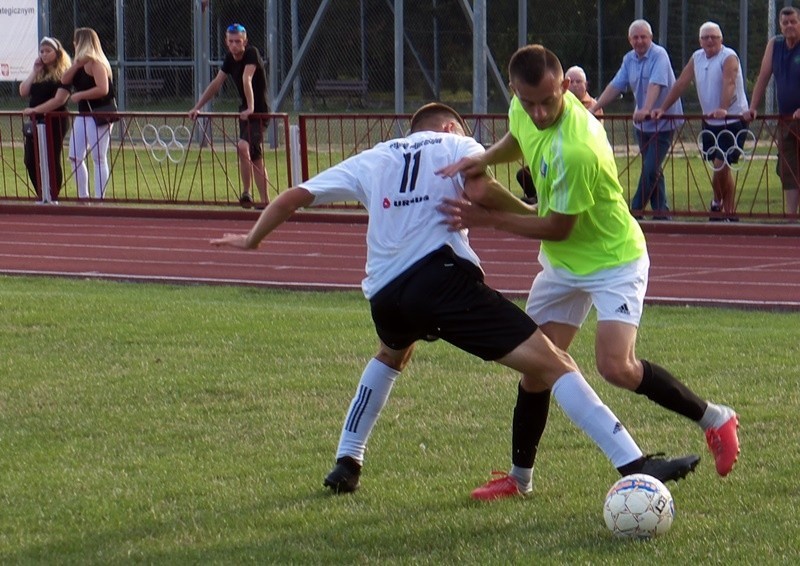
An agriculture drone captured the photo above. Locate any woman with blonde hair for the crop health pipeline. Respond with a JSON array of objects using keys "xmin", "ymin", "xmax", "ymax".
[
  {"xmin": 20, "ymin": 36, "xmax": 72, "ymax": 203},
  {"xmin": 59, "ymin": 27, "xmax": 117, "ymax": 200}
]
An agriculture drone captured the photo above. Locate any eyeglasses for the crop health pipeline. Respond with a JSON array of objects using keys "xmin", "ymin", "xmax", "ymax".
[
  {"xmin": 227, "ymin": 23, "xmax": 246, "ymax": 34},
  {"xmin": 700, "ymin": 35, "xmax": 721, "ymax": 40}
]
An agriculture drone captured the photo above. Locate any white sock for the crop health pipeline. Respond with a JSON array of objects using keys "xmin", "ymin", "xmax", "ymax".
[
  {"xmin": 510, "ymin": 465, "xmax": 533, "ymax": 493},
  {"xmin": 552, "ymin": 371, "xmax": 643, "ymax": 468},
  {"xmin": 335, "ymin": 358, "xmax": 400, "ymax": 464},
  {"xmin": 699, "ymin": 402, "xmax": 735, "ymax": 430}
]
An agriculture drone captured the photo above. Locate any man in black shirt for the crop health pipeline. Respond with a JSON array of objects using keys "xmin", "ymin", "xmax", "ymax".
[{"xmin": 190, "ymin": 23, "xmax": 270, "ymax": 208}]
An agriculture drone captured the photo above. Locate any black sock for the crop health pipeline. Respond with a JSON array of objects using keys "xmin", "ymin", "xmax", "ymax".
[
  {"xmin": 511, "ymin": 382, "xmax": 551, "ymax": 468},
  {"xmin": 635, "ymin": 360, "xmax": 707, "ymax": 422}
]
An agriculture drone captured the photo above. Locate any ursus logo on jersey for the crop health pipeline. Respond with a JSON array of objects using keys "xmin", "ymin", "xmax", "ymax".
[{"xmin": 383, "ymin": 197, "xmax": 391, "ymax": 209}]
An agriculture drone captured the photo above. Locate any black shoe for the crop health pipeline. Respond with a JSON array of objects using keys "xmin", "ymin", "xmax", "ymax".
[
  {"xmin": 323, "ymin": 456, "xmax": 362, "ymax": 493},
  {"xmin": 622, "ymin": 453, "xmax": 700, "ymax": 483},
  {"xmin": 239, "ymin": 192, "xmax": 254, "ymax": 209},
  {"xmin": 709, "ymin": 203, "xmax": 723, "ymax": 221}
]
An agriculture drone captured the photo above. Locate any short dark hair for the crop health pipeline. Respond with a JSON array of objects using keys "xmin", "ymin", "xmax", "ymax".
[
  {"xmin": 780, "ymin": 6, "xmax": 800, "ymax": 18},
  {"xmin": 508, "ymin": 45, "xmax": 563, "ymax": 87},
  {"xmin": 409, "ymin": 102, "xmax": 468, "ymax": 134}
]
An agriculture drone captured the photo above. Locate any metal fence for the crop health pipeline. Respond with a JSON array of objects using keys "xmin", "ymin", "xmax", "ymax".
[
  {"xmin": 2, "ymin": 110, "xmax": 797, "ymax": 221},
  {"xmin": 2, "ymin": 112, "xmax": 291, "ymax": 205},
  {"xmin": 7, "ymin": 0, "xmax": 792, "ymax": 116}
]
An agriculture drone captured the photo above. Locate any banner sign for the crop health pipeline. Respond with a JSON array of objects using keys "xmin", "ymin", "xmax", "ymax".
[{"xmin": 0, "ymin": 0, "xmax": 38, "ymax": 81}]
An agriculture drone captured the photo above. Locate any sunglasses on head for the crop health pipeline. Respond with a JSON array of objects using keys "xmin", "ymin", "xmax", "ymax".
[{"xmin": 227, "ymin": 23, "xmax": 246, "ymax": 33}]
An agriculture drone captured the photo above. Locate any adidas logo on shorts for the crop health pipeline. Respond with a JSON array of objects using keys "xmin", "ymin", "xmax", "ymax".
[{"xmin": 615, "ymin": 303, "xmax": 630, "ymax": 315}]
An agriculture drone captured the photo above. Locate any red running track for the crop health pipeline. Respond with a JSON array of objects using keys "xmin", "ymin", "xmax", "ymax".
[{"xmin": 1, "ymin": 207, "xmax": 799, "ymax": 310}]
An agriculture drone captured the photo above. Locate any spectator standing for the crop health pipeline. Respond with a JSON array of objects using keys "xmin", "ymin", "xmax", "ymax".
[
  {"xmin": 590, "ymin": 20, "xmax": 682, "ymax": 220},
  {"xmin": 19, "ymin": 37, "xmax": 71, "ymax": 203},
  {"xmin": 437, "ymin": 45, "xmax": 739, "ymax": 500},
  {"xmin": 59, "ymin": 27, "xmax": 117, "ymax": 200},
  {"xmin": 211, "ymin": 102, "xmax": 699, "ymax": 495},
  {"xmin": 515, "ymin": 166, "xmax": 538, "ymax": 205},
  {"xmin": 744, "ymin": 6, "xmax": 800, "ymax": 219},
  {"xmin": 190, "ymin": 23, "xmax": 270, "ymax": 209},
  {"xmin": 565, "ymin": 66, "xmax": 603, "ymax": 115},
  {"xmin": 653, "ymin": 22, "xmax": 748, "ymax": 222}
]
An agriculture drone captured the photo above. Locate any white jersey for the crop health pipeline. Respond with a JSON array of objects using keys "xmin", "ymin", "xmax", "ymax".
[
  {"xmin": 692, "ymin": 46, "xmax": 749, "ymax": 126},
  {"xmin": 300, "ymin": 131, "xmax": 485, "ymax": 299}
]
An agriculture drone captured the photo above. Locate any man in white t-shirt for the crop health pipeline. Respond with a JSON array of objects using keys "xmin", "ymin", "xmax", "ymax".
[
  {"xmin": 653, "ymin": 22, "xmax": 749, "ymax": 221},
  {"xmin": 211, "ymin": 102, "xmax": 698, "ymax": 495}
]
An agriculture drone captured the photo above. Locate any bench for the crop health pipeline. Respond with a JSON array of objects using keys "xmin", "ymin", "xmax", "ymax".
[
  {"xmin": 127, "ymin": 78, "xmax": 165, "ymax": 99},
  {"xmin": 313, "ymin": 79, "xmax": 368, "ymax": 109}
]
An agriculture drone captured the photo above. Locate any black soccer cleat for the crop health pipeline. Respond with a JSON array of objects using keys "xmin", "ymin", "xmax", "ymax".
[
  {"xmin": 619, "ymin": 453, "xmax": 700, "ymax": 483},
  {"xmin": 238, "ymin": 192, "xmax": 254, "ymax": 209},
  {"xmin": 323, "ymin": 456, "xmax": 362, "ymax": 493},
  {"xmin": 631, "ymin": 453, "xmax": 701, "ymax": 483}
]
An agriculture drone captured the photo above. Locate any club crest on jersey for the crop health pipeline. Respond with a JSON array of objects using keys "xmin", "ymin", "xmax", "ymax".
[{"xmin": 383, "ymin": 197, "xmax": 391, "ymax": 209}]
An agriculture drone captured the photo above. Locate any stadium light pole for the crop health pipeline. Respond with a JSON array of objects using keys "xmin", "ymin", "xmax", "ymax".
[
  {"xmin": 193, "ymin": 0, "xmax": 211, "ymax": 146},
  {"xmin": 472, "ymin": 0, "xmax": 487, "ymax": 115},
  {"xmin": 394, "ymin": 0, "xmax": 404, "ymax": 115},
  {"xmin": 115, "ymin": 0, "xmax": 126, "ymax": 111},
  {"xmin": 739, "ymin": 0, "xmax": 748, "ymax": 81}
]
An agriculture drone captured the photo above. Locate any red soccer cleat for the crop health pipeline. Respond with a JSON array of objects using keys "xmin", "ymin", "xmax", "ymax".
[
  {"xmin": 705, "ymin": 412, "xmax": 740, "ymax": 476},
  {"xmin": 470, "ymin": 471, "xmax": 528, "ymax": 501}
]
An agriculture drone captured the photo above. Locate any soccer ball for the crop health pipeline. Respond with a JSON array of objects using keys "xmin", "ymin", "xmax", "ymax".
[{"xmin": 603, "ymin": 474, "xmax": 674, "ymax": 538}]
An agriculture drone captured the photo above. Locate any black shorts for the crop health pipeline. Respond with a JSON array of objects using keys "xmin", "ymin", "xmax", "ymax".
[
  {"xmin": 238, "ymin": 118, "xmax": 265, "ymax": 160},
  {"xmin": 777, "ymin": 120, "xmax": 800, "ymax": 190},
  {"xmin": 369, "ymin": 246, "xmax": 537, "ymax": 361},
  {"xmin": 700, "ymin": 120, "xmax": 748, "ymax": 164}
]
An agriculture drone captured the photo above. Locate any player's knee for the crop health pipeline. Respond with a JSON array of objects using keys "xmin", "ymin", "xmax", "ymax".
[
  {"xmin": 596, "ymin": 358, "xmax": 638, "ymax": 390},
  {"xmin": 520, "ymin": 373, "xmax": 551, "ymax": 393},
  {"xmin": 375, "ymin": 344, "xmax": 413, "ymax": 371}
]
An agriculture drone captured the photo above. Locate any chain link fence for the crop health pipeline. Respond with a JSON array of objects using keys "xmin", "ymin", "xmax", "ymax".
[{"xmin": 20, "ymin": 0, "xmax": 785, "ymax": 115}]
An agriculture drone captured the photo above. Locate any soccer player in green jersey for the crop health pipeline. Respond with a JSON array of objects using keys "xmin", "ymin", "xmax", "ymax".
[{"xmin": 438, "ymin": 44, "xmax": 740, "ymax": 501}]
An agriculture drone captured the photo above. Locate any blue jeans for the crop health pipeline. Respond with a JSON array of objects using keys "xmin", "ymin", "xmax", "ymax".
[{"xmin": 632, "ymin": 129, "xmax": 673, "ymax": 215}]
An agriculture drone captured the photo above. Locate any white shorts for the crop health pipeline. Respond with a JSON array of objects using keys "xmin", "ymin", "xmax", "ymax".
[{"xmin": 525, "ymin": 252, "xmax": 649, "ymax": 328}]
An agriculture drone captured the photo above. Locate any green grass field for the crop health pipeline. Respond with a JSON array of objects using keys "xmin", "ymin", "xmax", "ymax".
[{"xmin": 1, "ymin": 276, "xmax": 798, "ymax": 564}]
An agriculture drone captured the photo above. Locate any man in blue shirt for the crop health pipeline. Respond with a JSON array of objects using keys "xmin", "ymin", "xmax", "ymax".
[{"xmin": 590, "ymin": 19, "xmax": 682, "ymax": 220}]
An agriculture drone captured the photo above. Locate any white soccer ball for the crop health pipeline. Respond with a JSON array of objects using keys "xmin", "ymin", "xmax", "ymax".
[{"xmin": 603, "ymin": 473, "xmax": 674, "ymax": 538}]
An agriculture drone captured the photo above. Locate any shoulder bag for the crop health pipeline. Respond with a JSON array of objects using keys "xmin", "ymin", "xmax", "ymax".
[{"xmin": 88, "ymin": 98, "xmax": 120, "ymax": 126}]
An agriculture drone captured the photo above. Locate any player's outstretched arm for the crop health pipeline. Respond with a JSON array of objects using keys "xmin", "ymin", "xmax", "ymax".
[
  {"xmin": 210, "ymin": 187, "xmax": 315, "ymax": 249},
  {"xmin": 438, "ymin": 196, "xmax": 575, "ymax": 241},
  {"xmin": 464, "ymin": 174, "xmax": 535, "ymax": 215},
  {"xmin": 436, "ymin": 132, "xmax": 523, "ymax": 178}
]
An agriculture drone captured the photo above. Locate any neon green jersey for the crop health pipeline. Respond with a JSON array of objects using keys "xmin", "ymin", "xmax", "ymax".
[{"xmin": 509, "ymin": 91, "xmax": 647, "ymax": 275}]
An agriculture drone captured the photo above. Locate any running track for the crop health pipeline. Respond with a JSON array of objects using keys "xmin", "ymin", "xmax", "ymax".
[{"xmin": 1, "ymin": 206, "xmax": 799, "ymax": 310}]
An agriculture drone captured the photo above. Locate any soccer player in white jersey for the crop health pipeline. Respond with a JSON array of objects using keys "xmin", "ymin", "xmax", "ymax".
[
  {"xmin": 438, "ymin": 45, "xmax": 739, "ymax": 501},
  {"xmin": 211, "ymin": 102, "xmax": 699, "ymax": 494}
]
